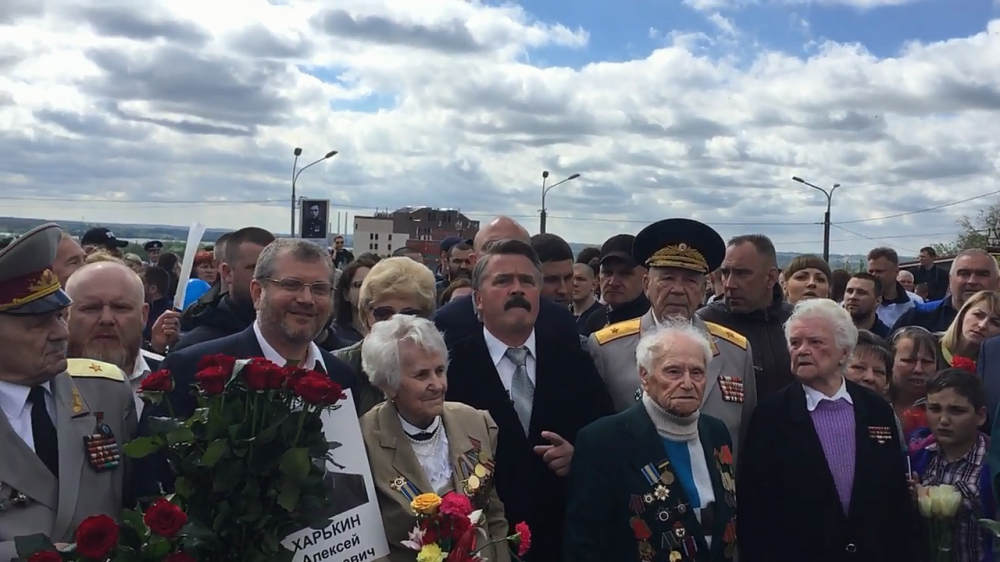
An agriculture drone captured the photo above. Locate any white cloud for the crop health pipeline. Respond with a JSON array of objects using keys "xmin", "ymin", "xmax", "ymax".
[
  {"xmin": 0, "ymin": 0, "xmax": 999, "ymax": 258},
  {"xmin": 685, "ymin": 0, "xmax": 920, "ymax": 10}
]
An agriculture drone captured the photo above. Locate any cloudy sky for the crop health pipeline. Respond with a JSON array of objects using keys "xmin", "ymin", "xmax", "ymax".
[{"xmin": 1, "ymin": 0, "xmax": 999, "ymax": 256}]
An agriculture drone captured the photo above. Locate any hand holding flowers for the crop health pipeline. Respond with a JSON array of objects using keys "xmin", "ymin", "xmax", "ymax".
[
  {"xmin": 916, "ymin": 484, "xmax": 962, "ymax": 562},
  {"xmin": 403, "ymin": 492, "xmax": 530, "ymax": 562}
]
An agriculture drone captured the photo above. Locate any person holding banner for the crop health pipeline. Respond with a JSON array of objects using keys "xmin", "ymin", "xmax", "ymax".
[{"xmin": 360, "ymin": 315, "xmax": 511, "ymax": 562}]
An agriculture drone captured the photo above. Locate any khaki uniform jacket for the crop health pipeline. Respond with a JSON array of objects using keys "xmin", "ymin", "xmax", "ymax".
[
  {"xmin": 0, "ymin": 359, "xmax": 137, "ymax": 562},
  {"xmin": 360, "ymin": 401, "xmax": 511, "ymax": 562},
  {"xmin": 587, "ymin": 310, "xmax": 758, "ymax": 463}
]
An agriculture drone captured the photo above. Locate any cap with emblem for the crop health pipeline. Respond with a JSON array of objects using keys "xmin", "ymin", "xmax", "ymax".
[
  {"xmin": 440, "ymin": 236, "xmax": 472, "ymax": 253},
  {"xmin": 143, "ymin": 240, "xmax": 163, "ymax": 252},
  {"xmin": 81, "ymin": 227, "xmax": 129, "ymax": 249},
  {"xmin": 599, "ymin": 234, "xmax": 638, "ymax": 267},
  {"xmin": 0, "ymin": 223, "xmax": 72, "ymax": 315},
  {"xmin": 632, "ymin": 218, "xmax": 725, "ymax": 275}
]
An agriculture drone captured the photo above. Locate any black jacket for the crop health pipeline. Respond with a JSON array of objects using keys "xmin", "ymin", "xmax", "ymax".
[
  {"xmin": 696, "ymin": 285, "xmax": 793, "ymax": 400},
  {"xmin": 172, "ymin": 294, "xmax": 257, "ymax": 352},
  {"xmin": 582, "ymin": 293, "xmax": 650, "ymax": 336},
  {"xmin": 738, "ymin": 381, "xmax": 921, "ymax": 562}
]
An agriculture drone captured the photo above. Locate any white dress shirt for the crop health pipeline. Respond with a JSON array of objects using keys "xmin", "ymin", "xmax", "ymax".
[
  {"xmin": 482, "ymin": 327, "xmax": 536, "ymax": 393},
  {"xmin": 803, "ymin": 376, "xmax": 854, "ymax": 412},
  {"xmin": 130, "ymin": 350, "xmax": 164, "ymax": 417},
  {"xmin": 398, "ymin": 414, "xmax": 452, "ymax": 493},
  {"xmin": 253, "ymin": 320, "xmax": 327, "ymax": 371},
  {"xmin": 0, "ymin": 380, "xmax": 55, "ymax": 452}
]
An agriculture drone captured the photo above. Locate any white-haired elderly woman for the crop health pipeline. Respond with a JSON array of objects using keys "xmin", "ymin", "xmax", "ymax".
[
  {"xmin": 359, "ymin": 314, "xmax": 511, "ymax": 562},
  {"xmin": 334, "ymin": 256, "xmax": 438, "ymax": 416},
  {"xmin": 739, "ymin": 298, "xmax": 920, "ymax": 562},
  {"xmin": 563, "ymin": 322, "xmax": 737, "ymax": 562}
]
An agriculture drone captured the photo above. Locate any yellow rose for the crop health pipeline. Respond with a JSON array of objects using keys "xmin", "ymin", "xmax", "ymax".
[
  {"xmin": 916, "ymin": 486, "xmax": 934, "ymax": 518},
  {"xmin": 416, "ymin": 543, "xmax": 446, "ymax": 562},
  {"xmin": 411, "ymin": 493, "xmax": 443, "ymax": 515},
  {"xmin": 929, "ymin": 484, "xmax": 962, "ymax": 519}
]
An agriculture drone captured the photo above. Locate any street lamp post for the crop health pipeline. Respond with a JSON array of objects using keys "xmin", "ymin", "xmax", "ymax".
[
  {"xmin": 791, "ymin": 176, "xmax": 841, "ymax": 262},
  {"xmin": 291, "ymin": 148, "xmax": 338, "ymax": 237},
  {"xmin": 539, "ymin": 171, "xmax": 581, "ymax": 234}
]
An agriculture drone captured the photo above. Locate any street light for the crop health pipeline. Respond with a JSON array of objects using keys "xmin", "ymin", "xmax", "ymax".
[
  {"xmin": 539, "ymin": 171, "xmax": 581, "ymax": 234},
  {"xmin": 291, "ymin": 148, "xmax": 338, "ymax": 236},
  {"xmin": 791, "ymin": 176, "xmax": 841, "ymax": 262}
]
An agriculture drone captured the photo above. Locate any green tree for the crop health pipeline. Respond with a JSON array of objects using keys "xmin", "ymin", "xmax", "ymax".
[{"xmin": 932, "ymin": 200, "xmax": 1000, "ymax": 256}]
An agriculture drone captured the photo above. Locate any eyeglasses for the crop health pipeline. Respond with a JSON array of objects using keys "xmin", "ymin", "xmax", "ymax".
[
  {"xmin": 264, "ymin": 278, "xmax": 333, "ymax": 297},
  {"xmin": 370, "ymin": 306, "xmax": 424, "ymax": 322}
]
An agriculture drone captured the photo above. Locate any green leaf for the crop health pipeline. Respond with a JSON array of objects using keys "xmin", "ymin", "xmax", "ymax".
[
  {"xmin": 121, "ymin": 508, "xmax": 147, "ymax": 547},
  {"xmin": 145, "ymin": 535, "xmax": 171, "ymax": 558},
  {"xmin": 14, "ymin": 534, "xmax": 55, "ymax": 557},
  {"xmin": 279, "ymin": 448, "xmax": 310, "ymax": 481},
  {"xmin": 979, "ymin": 518, "xmax": 1000, "ymax": 537},
  {"xmin": 122, "ymin": 437, "xmax": 162, "ymax": 458},
  {"xmin": 201, "ymin": 438, "xmax": 228, "ymax": 467},
  {"xmin": 148, "ymin": 416, "xmax": 185, "ymax": 436},
  {"xmin": 166, "ymin": 426, "xmax": 195, "ymax": 445},
  {"xmin": 173, "ymin": 476, "xmax": 194, "ymax": 498},
  {"xmin": 277, "ymin": 480, "xmax": 301, "ymax": 511}
]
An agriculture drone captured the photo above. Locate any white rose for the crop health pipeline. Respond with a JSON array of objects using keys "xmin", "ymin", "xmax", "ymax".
[{"xmin": 930, "ymin": 484, "xmax": 962, "ymax": 519}]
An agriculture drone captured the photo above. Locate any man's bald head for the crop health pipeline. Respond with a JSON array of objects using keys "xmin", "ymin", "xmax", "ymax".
[
  {"xmin": 474, "ymin": 216, "xmax": 530, "ymax": 253},
  {"xmin": 66, "ymin": 262, "xmax": 145, "ymax": 304}
]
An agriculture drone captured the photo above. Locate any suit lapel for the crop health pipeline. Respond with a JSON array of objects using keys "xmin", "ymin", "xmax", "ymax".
[
  {"xmin": 52, "ymin": 373, "xmax": 95, "ymax": 539},
  {"xmin": 787, "ymin": 383, "xmax": 845, "ymax": 516},
  {"xmin": 693, "ymin": 317, "xmax": 721, "ymax": 404},
  {"xmin": 442, "ymin": 406, "xmax": 475, "ymax": 493},
  {"xmin": 0, "ymin": 406, "xmax": 58, "ymax": 511},
  {"xmin": 377, "ymin": 402, "xmax": 434, "ymax": 497},
  {"xmin": 847, "ymin": 384, "xmax": 872, "ymax": 520},
  {"xmin": 697, "ymin": 420, "xmax": 734, "ymax": 558},
  {"xmin": 461, "ymin": 335, "xmax": 527, "ymax": 447}
]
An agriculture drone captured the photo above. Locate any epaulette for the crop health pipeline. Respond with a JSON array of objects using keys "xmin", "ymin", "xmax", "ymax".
[
  {"xmin": 67, "ymin": 358, "xmax": 125, "ymax": 382},
  {"xmin": 593, "ymin": 318, "xmax": 642, "ymax": 346},
  {"xmin": 703, "ymin": 321, "xmax": 748, "ymax": 350}
]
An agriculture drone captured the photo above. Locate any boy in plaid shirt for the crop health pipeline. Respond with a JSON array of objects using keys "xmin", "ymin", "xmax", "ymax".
[{"xmin": 911, "ymin": 368, "xmax": 995, "ymax": 562}]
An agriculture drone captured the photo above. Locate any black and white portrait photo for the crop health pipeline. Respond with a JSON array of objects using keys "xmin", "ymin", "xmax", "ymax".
[{"xmin": 300, "ymin": 200, "xmax": 329, "ymax": 240}]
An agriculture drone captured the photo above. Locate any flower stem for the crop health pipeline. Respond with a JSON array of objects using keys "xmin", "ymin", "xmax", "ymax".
[{"xmin": 292, "ymin": 407, "xmax": 307, "ymax": 446}]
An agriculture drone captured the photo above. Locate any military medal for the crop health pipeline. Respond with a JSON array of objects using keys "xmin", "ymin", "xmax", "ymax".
[
  {"xmin": 654, "ymin": 485, "xmax": 670, "ymax": 501},
  {"xmin": 718, "ymin": 376, "xmax": 745, "ymax": 403},
  {"xmin": 390, "ymin": 476, "xmax": 420, "ymax": 502},
  {"xmin": 70, "ymin": 387, "xmax": 85, "ymax": 415},
  {"xmin": 868, "ymin": 425, "xmax": 892, "ymax": 444},
  {"xmin": 83, "ymin": 412, "xmax": 120, "ymax": 472}
]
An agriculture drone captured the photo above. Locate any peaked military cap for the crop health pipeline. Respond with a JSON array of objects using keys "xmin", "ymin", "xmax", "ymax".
[
  {"xmin": 632, "ymin": 218, "xmax": 725, "ymax": 275},
  {"xmin": 0, "ymin": 222, "xmax": 72, "ymax": 315},
  {"xmin": 144, "ymin": 240, "xmax": 164, "ymax": 252}
]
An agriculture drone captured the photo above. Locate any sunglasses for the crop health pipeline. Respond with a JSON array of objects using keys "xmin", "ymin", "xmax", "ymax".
[{"xmin": 370, "ymin": 306, "xmax": 424, "ymax": 322}]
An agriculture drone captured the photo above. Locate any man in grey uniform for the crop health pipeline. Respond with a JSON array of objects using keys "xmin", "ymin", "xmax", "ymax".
[
  {"xmin": 0, "ymin": 223, "xmax": 137, "ymax": 561},
  {"xmin": 587, "ymin": 218, "xmax": 757, "ymax": 463}
]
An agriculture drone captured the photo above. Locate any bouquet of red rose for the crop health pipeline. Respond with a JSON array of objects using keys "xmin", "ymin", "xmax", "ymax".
[
  {"xmin": 16, "ymin": 498, "xmax": 192, "ymax": 562},
  {"xmin": 403, "ymin": 492, "xmax": 530, "ymax": 562},
  {"xmin": 952, "ymin": 356, "xmax": 977, "ymax": 373},
  {"xmin": 122, "ymin": 354, "xmax": 348, "ymax": 562}
]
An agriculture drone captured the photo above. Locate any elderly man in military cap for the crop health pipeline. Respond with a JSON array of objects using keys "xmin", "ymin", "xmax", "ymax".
[
  {"xmin": 587, "ymin": 218, "xmax": 757, "ymax": 463},
  {"xmin": 0, "ymin": 223, "xmax": 137, "ymax": 560},
  {"xmin": 143, "ymin": 241, "xmax": 163, "ymax": 266}
]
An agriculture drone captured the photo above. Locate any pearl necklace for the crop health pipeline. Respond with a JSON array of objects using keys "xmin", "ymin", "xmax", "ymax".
[{"xmin": 407, "ymin": 424, "xmax": 443, "ymax": 457}]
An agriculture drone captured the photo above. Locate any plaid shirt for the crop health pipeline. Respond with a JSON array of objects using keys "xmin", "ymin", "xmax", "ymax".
[{"xmin": 920, "ymin": 433, "xmax": 988, "ymax": 562}]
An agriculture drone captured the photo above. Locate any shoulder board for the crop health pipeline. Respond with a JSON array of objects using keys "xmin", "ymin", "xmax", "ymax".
[
  {"xmin": 67, "ymin": 359, "xmax": 125, "ymax": 382},
  {"xmin": 593, "ymin": 318, "xmax": 642, "ymax": 346},
  {"xmin": 703, "ymin": 321, "xmax": 748, "ymax": 350}
]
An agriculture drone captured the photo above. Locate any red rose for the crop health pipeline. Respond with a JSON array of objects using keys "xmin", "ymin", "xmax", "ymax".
[
  {"xmin": 284, "ymin": 367, "xmax": 308, "ymax": 390},
  {"xmin": 293, "ymin": 372, "xmax": 345, "ymax": 405},
  {"xmin": 143, "ymin": 497, "xmax": 188, "ymax": 538},
  {"xmin": 28, "ymin": 552, "xmax": 62, "ymax": 562},
  {"xmin": 514, "ymin": 521, "xmax": 531, "ymax": 556},
  {"xmin": 446, "ymin": 512, "xmax": 472, "ymax": 540},
  {"xmin": 74, "ymin": 514, "xmax": 119, "ymax": 559},
  {"xmin": 197, "ymin": 354, "xmax": 237, "ymax": 374},
  {"xmin": 439, "ymin": 492, "xmax": 473, "ymax": 518},
  {"xmin": 140, "ymin": 369, "xmax": 174, "ymax": 393},
  {"xmin": 419, "ymin": 518, "xmax": 439, "ymax": 544},
  {"xmin": 242, "ymin": 358, "xmax": 284, "ymax": 391},
  {"xmin": 195, "ymin": 366, "xmax": 228, "ymax": 395},
  {"xmin": 952, "ymin": 356, "xmax": 977, "ymax": 374},
  {"xmin": 163, "ymin": 553, "xmax": 197, "ymax": 562}
]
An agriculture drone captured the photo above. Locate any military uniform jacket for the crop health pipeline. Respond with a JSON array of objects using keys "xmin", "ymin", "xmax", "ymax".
[
  {"xmin": 0, "ymin": 360, "xmax": 137, "ymax": 562},
  {"xmin": 563, "ymin": 404, "xmax": 737, "ymax": 562},
  {"xmin": 587, "ymin": 310, "xmax": 758, "ymax": 462}
]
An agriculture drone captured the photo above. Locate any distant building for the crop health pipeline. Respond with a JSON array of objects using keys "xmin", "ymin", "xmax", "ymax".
[{"xmin": 353, "ymin": 207, "xmax": 480, "ymax": 258}]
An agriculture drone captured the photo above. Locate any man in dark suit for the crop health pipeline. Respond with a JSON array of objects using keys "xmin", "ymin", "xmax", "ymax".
[
  {"xmin": 434, "ymin": 216, "xmax": 579, "ymax": 349},
  {"xmin": 158, "ymin": 238, "xmax": 357, "ymax": 418},
  {"xmin": 980, "ymin": 337, "xmax": 1000, "ymax": 438},
  {"xmin": 445, "ymin": 238, "xmax": 614, "ymax": 562},
  {"xmin": 738, "ymin": 299, "xmax": 919, "ymax": 562}
]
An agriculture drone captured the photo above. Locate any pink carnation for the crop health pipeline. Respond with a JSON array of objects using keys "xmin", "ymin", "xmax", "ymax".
[{"xmin": 439, "ymin": 492, "xmax": 473, "ymax": 518}]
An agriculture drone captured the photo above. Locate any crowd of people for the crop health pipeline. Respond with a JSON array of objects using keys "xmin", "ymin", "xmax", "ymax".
[{"xmin": 2, "ymin": 213, "xmax": 1000, "ymax": 562}]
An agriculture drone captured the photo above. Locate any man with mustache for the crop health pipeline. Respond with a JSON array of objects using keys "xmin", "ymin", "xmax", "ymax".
[
  {"xmin": 156, "ymin": 239, "xmax": 357, "ymax": 419},
  {"xmin": 65, "ymin": 262, "xmax": 165, "ymax": 417},
  {"xmin": 0, "ymin": 223, "xmax": 137, "ymax": 559},
  {"xmin": 445, "ymin": 238, "xmax": 613, "ymax": 561},
  {"xmin": 588, "ymin": 218, "xmax": 758, "ymax": 461}
]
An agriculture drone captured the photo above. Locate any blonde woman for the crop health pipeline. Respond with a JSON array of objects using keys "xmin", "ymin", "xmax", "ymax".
[{"xmin": 938, "ymin": 290, "xmax": 1000, "ymax": 370}]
